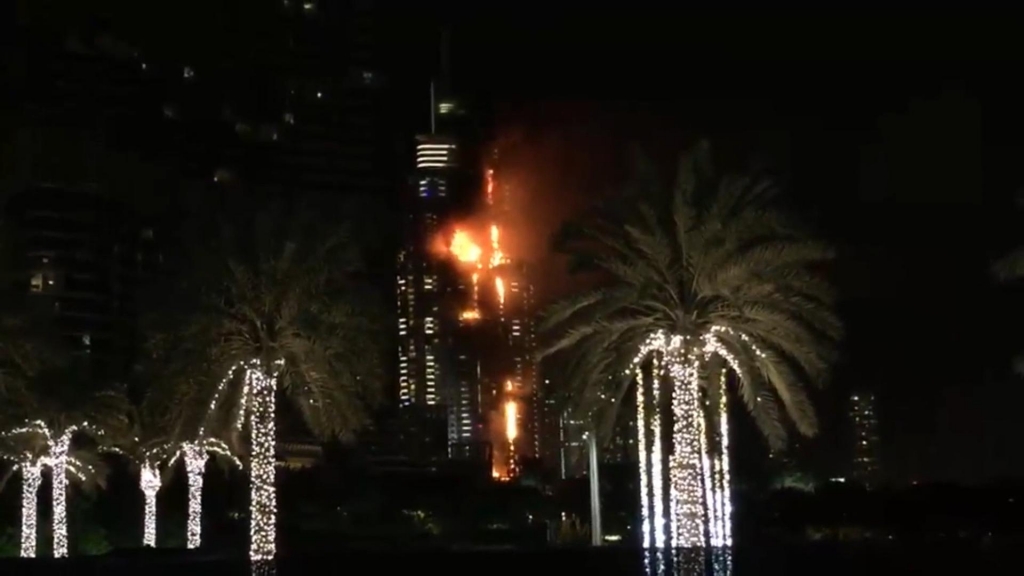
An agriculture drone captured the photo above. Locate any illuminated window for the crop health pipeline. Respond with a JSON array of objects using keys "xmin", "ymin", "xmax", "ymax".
[{"xmin": 30, "ymin": 273, "xmax": 44, "ymax": 292}]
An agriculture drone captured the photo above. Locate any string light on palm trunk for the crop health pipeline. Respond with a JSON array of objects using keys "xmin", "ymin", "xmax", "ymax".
[
  {"xmin": 18, "ymin": 460, "xmax": 43, "ymax": 558},
  {"xmin": 201, "ymin": 358, "xmax": 281, "ymax": 566},
  {"xmin": 630, "ymin": 326, "xmax": 755, "ymax": 555},
  {"xmin": 2, "ymin": 421, "xmax": 99, "ymax": 559},
  {"xmin": 648, "ymin": 354, "xmax": 666, "ymax": 549},
  {"xmin": 243, "ymin": 360, "xmax": 283, "ymax": 563},
  {"xmin": 635, "ymin": 367, "xmax": 652, "ymax": 550},
  {"xmin": 140, "ymin": 461, "xmax": 161, "ymax": 547}
]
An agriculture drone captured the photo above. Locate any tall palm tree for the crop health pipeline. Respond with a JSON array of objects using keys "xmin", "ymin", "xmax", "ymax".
[
  {"xmin": 167, "ymin": 201, "xmax": 384, "ymax": 562},
  {"xmin": 539, "ymin": 143, "xmax": 841, "ymax": 552}
]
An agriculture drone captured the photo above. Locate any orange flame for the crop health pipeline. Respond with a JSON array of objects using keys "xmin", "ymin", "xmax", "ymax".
[
  {"xmin": 505, "ymin": 399, "xmax": 518, "ymax": 442},
  {"xmin": 489, "ymin": 225, "xmax": 505, "ymax": 268},
  {"xmin": 450, "ymin": 230, "xmax": 482, "ymax": 263},
  {"xmin": 486, "ymin": 168, "xmax": 494, "ymax": 205},
  {"xmin": 495, "ymin": 276, "xmax": 505, "ymax": 307}
]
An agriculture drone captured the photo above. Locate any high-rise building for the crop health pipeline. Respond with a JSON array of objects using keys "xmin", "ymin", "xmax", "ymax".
[
  {"xmin": 850, "ymin": 391, "xmax": 881, "ymax": 487},
  {"xmin": 2, "ymin": 31, "xmax": 169, "ymax": 381},
  {"xmin": 395, "ymin": 66, "xmax": 487, "ymax": 459}
]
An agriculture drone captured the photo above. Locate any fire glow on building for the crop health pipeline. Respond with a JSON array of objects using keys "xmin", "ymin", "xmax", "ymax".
[{"xmin": 441, "ymin": 166, "xmax": 533, "ymax": 480}]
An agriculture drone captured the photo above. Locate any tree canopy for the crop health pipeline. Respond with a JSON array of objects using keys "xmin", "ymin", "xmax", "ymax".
[{"xmin": 539, "ymin": 142, "xmax": 841, "ymax": 448}]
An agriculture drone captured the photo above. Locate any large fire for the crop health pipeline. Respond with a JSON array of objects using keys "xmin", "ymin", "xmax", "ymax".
[
  {"xmin": 441, "ymin": 165, "xmax": 520, "ymax": 481},
  {"xmin": 504, "ymin": 379, "xmax": 517, "ymax": 442}
]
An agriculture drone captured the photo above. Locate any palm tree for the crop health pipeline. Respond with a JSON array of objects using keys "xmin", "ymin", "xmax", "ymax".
[
  {"xmin": 1, "ymin": 355, "xmax": 127, "ymax": 558},
  {"xmin": 0, "ymin": 436, "xmax": 46, "ymax": 557},
  {"xmin": 0, "ymin": 420, "xmax": 108, "ymax": 557},
  {"xmin": 103, "ymin": 399, "xmax": 180, "ymax": 549},
  {"xmin": 539, "ymin": 143, "xmax": 841, "ymax": 552},
  {"xmin": 168, "ymin": 202, "xmax": 384, "ymax": 562},
  {"xmin": 113, "ymin": 358, "xmax": 243, "ymax": 550}
]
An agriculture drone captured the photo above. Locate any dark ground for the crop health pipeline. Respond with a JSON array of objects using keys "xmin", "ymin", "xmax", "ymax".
[{"xmin": 0, "ymin": 544, "xmax": 1013, "ymax": 575}]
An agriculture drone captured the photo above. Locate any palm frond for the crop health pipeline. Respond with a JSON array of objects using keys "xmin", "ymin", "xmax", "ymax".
[
  {"xmin": 542, "ymin": 142, "xmax": 840, "ymax": 448},
  {"xmin": 994, "ymin": 248, "xmax": 1024, "ymax": 281}
]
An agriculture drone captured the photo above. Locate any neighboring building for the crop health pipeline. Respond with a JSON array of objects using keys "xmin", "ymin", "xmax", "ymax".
[
  {"xmin": 850, "ymin": 391, "xmax": 881, "ymax": 487},
  {"xmin": 559, "ymin": 411, "xmax": 588, "ymax": 478},
  {"xmin": 535, "ymin": 369, "xmax": 562, "ymax": 471},
  {"xmin": 2, "ymin": 33, "xmax": 170, "ymax": 381},
  {"xmin": 6, "ymin": 186, "xmax": 157, "ymax": 377}
]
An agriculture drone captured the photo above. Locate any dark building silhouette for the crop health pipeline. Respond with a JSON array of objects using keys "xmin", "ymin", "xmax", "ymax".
[{"xmin": 850, "ymin": 391, "xmax": 882, "ymax": 487}]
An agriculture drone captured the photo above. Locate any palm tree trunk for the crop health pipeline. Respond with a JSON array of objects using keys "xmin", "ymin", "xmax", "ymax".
[
  {"xmin": 666, "ymin": 353, "xmax": 709, "ymax": 576},
  {"xmin": 51, "ymin": 430, "xmax": 74, "ymax": 558},
  {"xmin": 183, "ymin": 446, "xmax": 207, "ymax": 549},
  {"xmin": 20, "ymin": 463, "xmax": 42, "ymax": 558},
  {"xmin": 140, "ymin": 464, "xmax": 161, "ymax": 547},
  {"xmin": 247, "ymin": 366, "xmax": 277, "ymax": 563},
  {"xmin": 51, "ymin": 458, "xmax": 69, "ymax": 557}
]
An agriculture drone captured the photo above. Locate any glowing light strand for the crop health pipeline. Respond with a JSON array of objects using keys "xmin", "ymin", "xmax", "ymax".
[
  {"xmin": 200, "ymin": 359, "xmax": 281, "ymax": 568},
  {"xmin": 140, "ymin": 460, "xmax": 161, "ymax": 547},
  {"xmin": 18, "ymin": 460, "xmax": 43, "ymax": 558},
  {"xmin": 648, "ymin": 353, "xmax": 668, "ymax": 552},
  {"xmin": 635, "ymin": 367, "xmax": 652, "ymax": 549},
  {"xmin": 630, "ymin": 325, "xmax": 757, "ymax": 560},
  {"xmin": 167, "ymin": 438, "xmax": 242, "ymax": 549},
  {"xmin": 718, "ymin": 371, "xmax": 733, "ymax": 547},
  {"xmin": 246, "ymin": 361, "xmax": 282, "ymax": 563},
  {"xmin": 1, "ymin": 421, "xmax": 101, "ymax": 558}
]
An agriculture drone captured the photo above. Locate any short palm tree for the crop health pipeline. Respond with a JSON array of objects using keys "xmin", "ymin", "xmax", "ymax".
[
  {"xmin": 0, "ymin": 313, "xmax": 125, "ymax": 558},
  {"xmin": 539, "ymin": 143, "xmax": 841, "ymax": 550},
  {"xmin": 0, "ymin": 420, "xmax": 107, "ymax": 557},
  {"xmin": 161, "ymin": 376, "xmax": 241, "ymax": 550},
  {"xmin": 167, "ymin": 202, "xmax": 384, "ymax": 561}
]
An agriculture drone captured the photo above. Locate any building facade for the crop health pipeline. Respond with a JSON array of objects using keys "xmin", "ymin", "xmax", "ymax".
[{"xmin": 850, "ymin": 391, "xmax": 882, "ymax": 487}]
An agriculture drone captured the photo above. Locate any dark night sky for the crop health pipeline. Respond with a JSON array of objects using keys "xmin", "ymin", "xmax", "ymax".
[{"xmin": 438, "ymin": 7, "xmax": 1024, "ymax": 483}]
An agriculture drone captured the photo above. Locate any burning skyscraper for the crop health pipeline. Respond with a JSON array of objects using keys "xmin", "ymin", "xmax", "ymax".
[{"xmin": 436, "ymin": 161, "xmax": 538, "ymax": 478}]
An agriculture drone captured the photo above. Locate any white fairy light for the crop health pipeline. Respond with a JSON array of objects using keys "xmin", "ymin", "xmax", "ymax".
[
  {"xmin": 18, "ymin": 459, "xmax": 43, "ymax": 558},
  {"xmin": 49, "ymin": 429, "xmax": 73, "ymax": 558},
  {"xmin": 170, "ymin": 438, "xmax": 241, "ymax": 549},
  {"xmin": 629, "ymin": 325, "xmax": 755, "ymax": 558},
  {"xmin": 1, "ymin": 421, "xmax": 102, "ymax": 558},
  {"xmin": 184, "ymin": 443, "xmax": 206, "ymax": 549},
  {"xmin": 202, "ymin": 358, "xmax": 282, "ymax": 566},
  {"xmin": 140, "ymin": 460, "xmax": 161, "ymax": 547},
  {"xmin": 717, "ymin": 373, "xmax": 733, "ymax": 548},
  {"xmin": 104, "ymin": 441, "xmax": 169, "ymax": 548},
  {"xmin": 635, "ymin": 367, "xmax": 652, "ymax": 550},
  {"xmin": 247, "ymin": 364, "xmax": 278, "ymax": 561},
  {"xmin": 648, "ymin": 353, "xmax": 666, "ymax": 549}
]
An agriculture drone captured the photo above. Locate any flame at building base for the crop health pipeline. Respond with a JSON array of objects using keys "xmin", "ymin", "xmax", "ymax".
[{"xmin": 493, "ymin": 381, "xmax": 520, "ymax": 481}]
